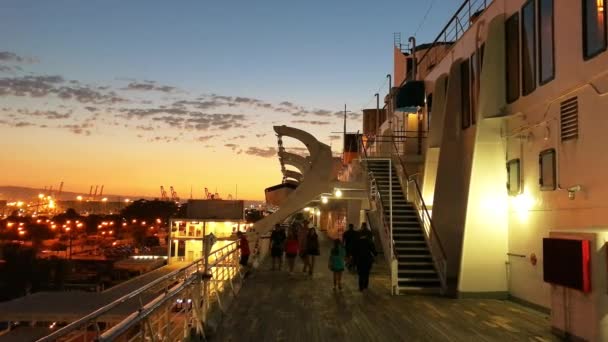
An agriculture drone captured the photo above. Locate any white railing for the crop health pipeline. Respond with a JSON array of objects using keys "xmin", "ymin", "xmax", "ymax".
[
  {"xmin": 361, "ymin": 133, "xmax": 448, "ymax": 294},
  {"xmin": 37, "ymin": 239, "xmax": 242, "ymax": 342}
]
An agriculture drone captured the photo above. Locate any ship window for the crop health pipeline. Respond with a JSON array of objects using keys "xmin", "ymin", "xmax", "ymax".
[
  {"xmin": 522, "ymin": 0, "xmax": 536, "ymax": 96},
  {"xmin": 460, "ymin": 58, "xmax": 471, "ymax": 129},
  {"xmin": 470, "ymin": 50, "xmax": 480, "ymax": 124},
  {"xmin": 426, "ymin": 92, "xmax": 433, "ymax": 131},
  {"xmin": 506, "ymin": 13, "xmax": 520, "ymax": 103},
  {"xmin": 539, "ymin": 0, "xmax": 555, "ymax": 84},
  {"xmin": 539, "ymin": 149, "xmax": 557, "ymax": 191},
  {"xmin": 583, "ymin": 0, "xmax": 607, "ymax": 59},
  {"xmin": 507, "ymin": 159, "xmax": 522, "ymax": 195}
]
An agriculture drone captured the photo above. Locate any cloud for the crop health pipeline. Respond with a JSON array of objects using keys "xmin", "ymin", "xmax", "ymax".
[
  {"xmin": 292, "ymin": 120, "xmax": 331, "ymax": 125},
  {"xmin": 124, "ymin": 81, "xmax": 176, "ymax": 93},
  {"xmin": 328, "ymin": 135, "xmax": 341, "ymax": 141},
  {"xmin": 224, "ymin": 143, "xmax": 238, "ymax": 151},
  {"xmin": 196, "ymin": 135, "xmax": 216, "ymax": 142},
  {"xmin": 255, "ymin": 133, "xmax": 267, "ymax": 138},
  {"xmin": 135, "ymin": 125, "xmax": 155, "ymax": 131},
  {"xmin": 61, "ymin": 122, "xmax": 93, "ymax": 135},
  {"xmin": 0, "ymin": 75, "xmax": 127, "ymax": 104},
  {"xmin": 149, "ymin": 136, "xmax": 179, "ymax": 143},
  {"xmin": 0, "ymin": 51, "xmax": 37, "ymax": 63},
  {"xmin": 245, "ymin": 146, "xmax": 277, "ymax": 158},
  {"xmin": 15, "ymin": 108, "xmax": 71, "ymax": 120}
]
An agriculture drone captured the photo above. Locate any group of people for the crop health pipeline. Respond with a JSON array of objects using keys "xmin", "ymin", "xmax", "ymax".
[
  {"xmin": 269, "ymin": 221, "xmax": 320, "ymax": 275},
  {"xmin": 237, "ymin": 221, "xmax": 378, "ymax": 292},
  {"xmin": 329, "ymin": 223, "xmax": 378, "ymax": 291}
]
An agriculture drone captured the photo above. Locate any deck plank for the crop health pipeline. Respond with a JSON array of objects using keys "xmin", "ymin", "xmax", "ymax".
[{"xmin": 213, "ymin": 234, "xmax": 559, "ymax": 342}]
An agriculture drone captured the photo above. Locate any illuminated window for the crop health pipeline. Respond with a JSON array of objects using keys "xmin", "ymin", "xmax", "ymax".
[
  {"xmin": 539, "ymin": 149, "xmax": 557, "ymax": 191},
  {"xmin": 522, "ymin": 0, "xmax": 536, "ymax": 95},
  {"xmin": 506, "ymin": 13, "xmax": 520, "ymax": 103},
  {"xmin": 507, "ymin": 159, "xmax": 522, "ymax": 195},
  {"xmin": 583, "ymin": 0, "xmax": 607, "ymax": 59},
  {"xmin": 539, "ymin": 0, "xmax": 555, "ymax": 84}
]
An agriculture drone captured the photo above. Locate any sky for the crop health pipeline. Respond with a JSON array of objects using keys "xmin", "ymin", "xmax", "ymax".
[{"xmin": 0, "ymin": 0, "xmax": 461, "ymax": 200}]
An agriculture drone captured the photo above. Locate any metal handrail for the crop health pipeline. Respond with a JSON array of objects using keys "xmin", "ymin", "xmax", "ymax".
[
  {"xmin": 389, "ymin": 138, "xmax": 448, "ymax": 291},
  {"xmin": 99, "ymin": 241, "xmax": 239, "ymax": 341},
  {"xmin": 414, "ymin": 0, "xmax": 492, "ymax": 80},
  {"xmin": 37, "ymin": 241, "xmax": 238, "ymax": 342},
  {"xmin": 368, "ymin": 172, "xmax": 397, "ymax": 260}
]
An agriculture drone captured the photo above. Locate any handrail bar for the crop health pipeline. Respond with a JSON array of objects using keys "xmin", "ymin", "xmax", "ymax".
[
  {"xmin": 390, "ymin": 139, "xmax": 447, "ymax": 260},
  {"xmin": 406, "ymin": 0, "xmax": 492, "ymax": 84},
  {"xmin": 99, "ymin": 241, "xmax": 239, "ymax": 340},
  {"xmin": 37, "ymin": 240, "xmax": 238, "ymax": 342}
]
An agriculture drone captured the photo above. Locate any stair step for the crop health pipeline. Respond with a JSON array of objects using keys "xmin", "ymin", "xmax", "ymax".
[
  {"xmin": 397, "ymin": 286, "xmax": 441, "ymax": 294},
  {"xmin": 397, "ymin": 255, "xmax": 432, "ymax": 261},
  {"xmin": 398, "ymin": 278, "xmax": 441, "ymax": 286}
]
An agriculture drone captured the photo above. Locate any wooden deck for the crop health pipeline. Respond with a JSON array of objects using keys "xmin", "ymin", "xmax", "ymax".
[{"xmin": 213, "ymin": 234, "xmax": 559, "ymax": 342}]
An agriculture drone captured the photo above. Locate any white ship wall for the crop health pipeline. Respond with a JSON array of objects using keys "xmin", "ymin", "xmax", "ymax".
[{"xmin": 417, "ymin": 0, "xmax": 608, "ymax": 339}]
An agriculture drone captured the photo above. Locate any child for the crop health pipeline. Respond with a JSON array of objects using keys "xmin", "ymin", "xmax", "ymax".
[
  {"xmin": 284, "ymin": 230, "xmax": 299, "ymax": 274},
  {"xmin": 328, "ymin": 239, "xmax": 346, "ymax": 290}
]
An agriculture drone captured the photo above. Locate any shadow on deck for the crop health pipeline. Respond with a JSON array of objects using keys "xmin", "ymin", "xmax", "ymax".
[{"xmin": 213, "ymin": 234, "xmax": 559, "ymax": 342}]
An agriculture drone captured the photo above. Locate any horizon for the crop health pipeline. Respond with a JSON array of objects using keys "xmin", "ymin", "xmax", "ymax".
[{"xmin": 0, "ymin": 0, "xmax": 461, "ymax": 201}]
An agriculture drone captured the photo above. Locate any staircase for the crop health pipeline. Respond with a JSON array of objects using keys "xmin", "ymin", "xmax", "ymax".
[{"xmin": 366, "ymin": 159, "xmax": 441, "ymax": 294}]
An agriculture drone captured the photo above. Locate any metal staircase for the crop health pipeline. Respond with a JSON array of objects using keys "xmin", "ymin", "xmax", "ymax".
[{"xmin": 366, "ymin": 159, "xmax": 442, "ymax": 293}]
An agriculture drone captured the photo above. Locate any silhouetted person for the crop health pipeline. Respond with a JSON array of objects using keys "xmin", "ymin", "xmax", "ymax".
[
  {"xmin": 270, "ymin": 224, "xmax": 286, "ymax": 271},
  {"xmin": 342, "ymin": 223, "xmax": 357, "ymax": 271},
  {"xmin": 237, "ymin": 231, "xmax": 251, "ymax": 276},
  {"xmin": 353, "ymin": 223, "xmax": 377, "ymax": 291},
  {"xmin": 298, "ymin": 221, "xmax": 310, "ymax": 272},
  {"xmin": 306, "ymin": 227, "xmax": 320, "ymax": 276}
]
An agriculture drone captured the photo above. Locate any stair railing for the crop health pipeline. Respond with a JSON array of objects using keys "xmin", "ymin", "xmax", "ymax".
[
  {"xmin": 389, "ymin": 137, "xmax": 448, "ymax": 293},
  {"xmin": 358, "ymin": 133, "xmax": 399, "ymax": 294}
]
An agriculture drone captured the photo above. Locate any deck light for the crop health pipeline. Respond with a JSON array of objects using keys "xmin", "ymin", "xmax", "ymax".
[
  {"xmin": 334, "ymin": 189, "xmax": 343, "ymax": 198},
  {"xmin": 321, "ymin": 196, "xmax": 328, "ymax": 204}
]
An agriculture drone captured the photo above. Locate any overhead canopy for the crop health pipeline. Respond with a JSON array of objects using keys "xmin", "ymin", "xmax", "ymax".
[{"xmin": 394, "ymin": 80, "xmax": 425, "ymax": 113}]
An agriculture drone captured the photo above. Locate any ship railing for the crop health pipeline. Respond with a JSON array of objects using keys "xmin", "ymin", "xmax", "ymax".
[
  {"xmin": 416, "ymin": 0, "xmax": 493, "ymax": 79},
  {"xmin": 358, "ymin": 133, "xmax": 399, "ymax": 294},
  {"xmin": 37, "ymin": 240, "xmax": 241, "ymax": 342}
]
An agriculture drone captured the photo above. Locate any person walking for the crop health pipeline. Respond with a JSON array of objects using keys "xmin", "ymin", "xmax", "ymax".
[
  {"xmin": 353, "ymin": 223, "xmax": 377, "ymax": 291},
  {"xmin": 306, "ymin": 227, "xmax": 320, "ymax": 276},
  {"xmin": 269, "ymin": 224, "xmax": 286, "ymax": 271},
  {"xmin": 342, "ymin": 223, "xmax": 357, "ymax": 272},
  {"xmin": 328, "ymin": 238, "xmax": 346, "ymax": 290},
  {"xmin": 297, "ymin": 221, "xmax": 310, "ymax": 273},
  {"xmin": 237, "ymin": 231, "xmax": 251, "ymax": 276},
  {"xmin": 284, "ymin": 229, "xmax": 299, "ymax": 275}
]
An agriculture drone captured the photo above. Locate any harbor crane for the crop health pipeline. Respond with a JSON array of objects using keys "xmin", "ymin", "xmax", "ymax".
[
  {"xmin": 170, "ymin": 186, "xmax": 179, "ymax": 202},
  {"xmin": 160, "ymin": 186, "xmax": 168, "ymax": 201}
]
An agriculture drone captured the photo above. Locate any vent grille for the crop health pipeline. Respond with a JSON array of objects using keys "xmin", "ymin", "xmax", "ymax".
[{"xmin": 560, "ymin": 97, "xmax": 579, "ymax": 141}]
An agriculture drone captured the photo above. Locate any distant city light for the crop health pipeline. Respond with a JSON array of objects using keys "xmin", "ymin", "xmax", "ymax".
[{"xmin": 77, "ymin": 196, "xmax": 83, "ymax": 201}]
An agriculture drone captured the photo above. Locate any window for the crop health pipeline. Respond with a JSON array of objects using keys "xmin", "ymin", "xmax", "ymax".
[
  {"xmin": 539, "ymin": 0, "xmax": 555, "ymax": 84},
  {"xmin": 583, "ymin": 0, "xmax": 607, "ymax": 59},
  {"xmin": 470, "ymin": 51, "xmax": 480, "ymax": 125},
  {"xmin": 506, "ymin": 13, "xmax": 520, "ymax": 103},
  {"xmin": 426, "ymin": 92, "xmax": 433, "ymax": 131},
  {"xmin": 539, "ymin": 149, "xmax": 557, "ymax": 190},
  {"xmin": 460, "ymin": 58, "xmax": 471, "ymax": 129},
  {"xmin": 522, "ymin": 0, "xmax": 536, "ymax": 95},
  {"xmin": 507, "ymin": 159, "xmax": 522, "ymax": 195}
]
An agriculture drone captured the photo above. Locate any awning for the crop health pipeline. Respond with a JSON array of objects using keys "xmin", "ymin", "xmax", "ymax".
[{"xmin": 394, "ymin": 80, "xmax": 425, "ymax": 113}]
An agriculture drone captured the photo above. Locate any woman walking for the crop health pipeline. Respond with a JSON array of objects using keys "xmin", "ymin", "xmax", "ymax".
[
  {"xmin": 284, "ymin": 229, "xmax": 299, "ymax": 275},
  {"xmin": 328, "ymin": 239, "xmax": 346, "ymax": 290},
  {"xmin": 306, "ymin": 227, "xmax": 320, "ymax": 276}
]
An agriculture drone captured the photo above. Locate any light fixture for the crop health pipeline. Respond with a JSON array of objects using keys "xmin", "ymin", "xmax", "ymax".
[
  {"xmin": 303, "ymin": 207, "xmax": 310, "ymax": 212},
  {"xmin": 334, "ymin": 189, "xmax": 343, "ymax": 198},
  {"xmin": 321, "ymin": 196, "xmax": 328, "ymax": 204}
]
